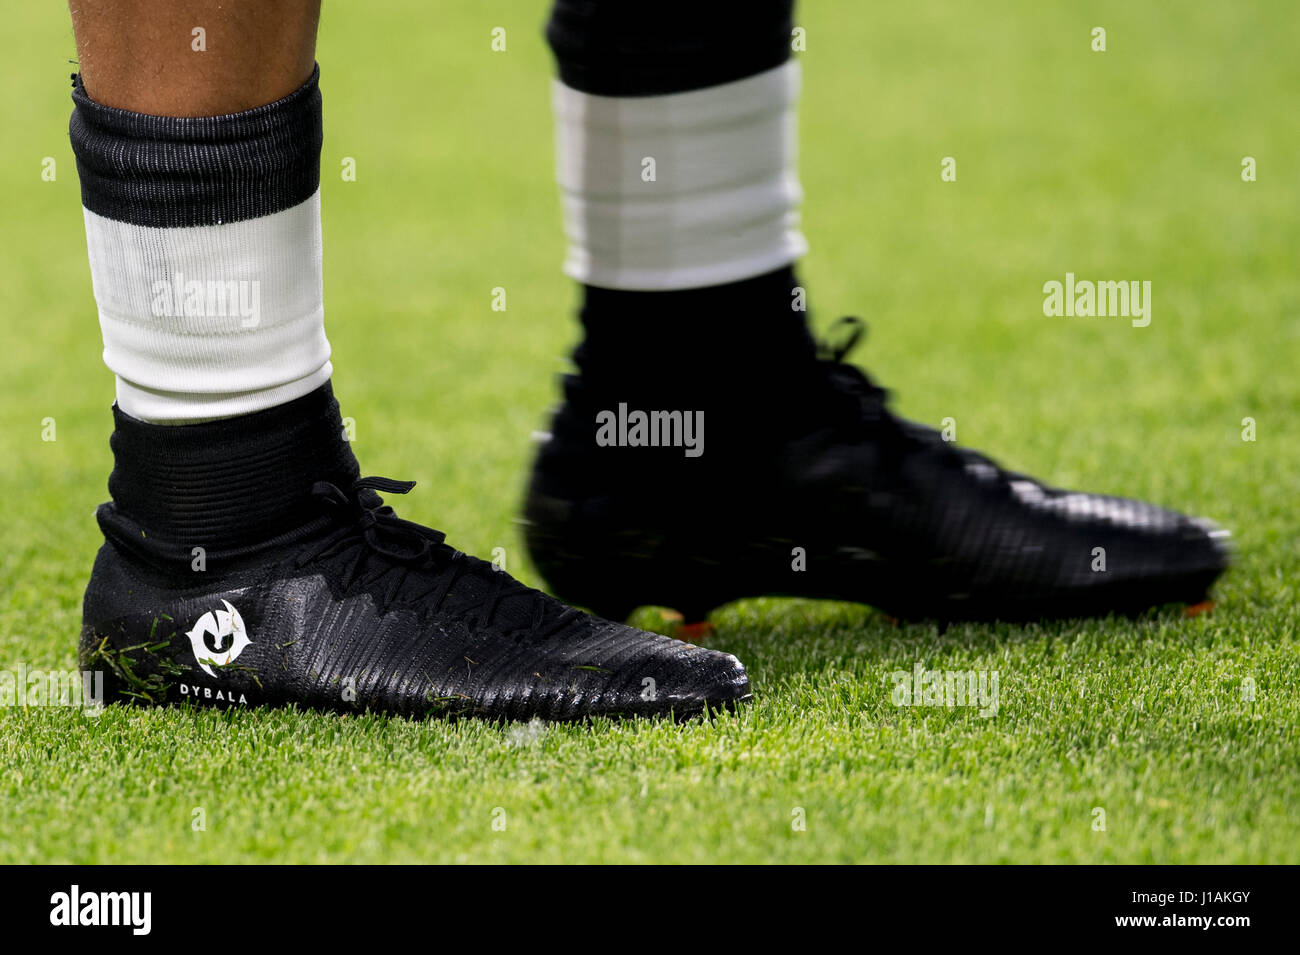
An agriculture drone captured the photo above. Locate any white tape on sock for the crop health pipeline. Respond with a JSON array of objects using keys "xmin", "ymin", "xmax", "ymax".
[
  {"xmin": 83, "ymin": 190, "xmax": 332, "ymax": 422},
  {"xmin": 553, "ymin": 61, "xmax": 808, "ymax": 291}
]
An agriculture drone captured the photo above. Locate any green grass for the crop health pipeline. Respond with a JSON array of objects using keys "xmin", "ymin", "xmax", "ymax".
[{"xmin": 1, "ymin": 1, "xmax": 1297, "ymax": 863}]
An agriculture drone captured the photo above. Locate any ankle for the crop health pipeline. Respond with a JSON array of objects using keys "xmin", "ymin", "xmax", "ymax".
[{"xmin": 104, "ymin": 382, "xmax": 358, "ymax": 555}]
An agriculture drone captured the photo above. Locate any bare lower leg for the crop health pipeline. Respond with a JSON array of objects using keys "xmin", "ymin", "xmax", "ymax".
[{"xmin": 68, "ymin": 0, "xmax": 320, "ymax": 115}]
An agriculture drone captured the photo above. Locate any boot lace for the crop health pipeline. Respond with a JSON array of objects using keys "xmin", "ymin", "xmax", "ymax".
[
  {"xmin": 297, "ymin": 476, "xmax": 581, "ymax": 637},
  {"xmin": 818, "ymin": 317, "xmax": 1019, "ymax": 489}
]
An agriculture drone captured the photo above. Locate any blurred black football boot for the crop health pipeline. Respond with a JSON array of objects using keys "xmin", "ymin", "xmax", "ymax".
[
  {"xmin": 80, "ymin": 384, "xmax": 750, "ymax": 719},
  {"xmin": 523, "ymin": 306, "xmax": 1231, "ymax": 626}
]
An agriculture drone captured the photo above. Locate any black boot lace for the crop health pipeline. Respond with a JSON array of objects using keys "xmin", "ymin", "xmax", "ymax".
[
  {"xmin": 818, "ymin": 317, "xmax": 1018, "ymax": 488},
  {"xmin": 297, "ymin": 476, "xmax": 581, "ymax": 636}
]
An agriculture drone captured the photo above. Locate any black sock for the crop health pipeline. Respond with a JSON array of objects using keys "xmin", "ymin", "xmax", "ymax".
[
  {"xmin": 101, "ymin": 382, "xmax": 358, "ymax": 567},
  {"xmin": 546, "ymin": 0, "xmax": 796, "ymax": 98},
  {"xmin": 572, "ymin": 265, "xmax": 818, "ymax": 395}
]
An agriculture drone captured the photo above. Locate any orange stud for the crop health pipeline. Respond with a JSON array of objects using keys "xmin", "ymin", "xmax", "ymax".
[
  {"xmin": 676, "ymin": 620, "xmax": 715, "ymax": 642},
  {"xmin": 1183, "ymin": 600, "xmax": 1216, "ymax": 617}
]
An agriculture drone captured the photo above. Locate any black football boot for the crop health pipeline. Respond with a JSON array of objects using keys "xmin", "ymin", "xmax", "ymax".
[
  {"xmin": 80, "ymin": 385, "xmax": 750, "ymax": 719},
  {"xmin": 522, "ymin": 316, "xmax": 1231, "ymax": 626}
]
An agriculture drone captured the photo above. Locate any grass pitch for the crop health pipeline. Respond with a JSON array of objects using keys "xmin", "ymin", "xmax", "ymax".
[{"xmin": 0, "ymin": 2, "xmax": 1296, "ymax": 863}]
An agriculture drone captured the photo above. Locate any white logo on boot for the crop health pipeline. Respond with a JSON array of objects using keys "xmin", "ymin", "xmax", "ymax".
[{"xmin": 185, "ymin": 599, "xmax": 252, "ymax": 678}]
